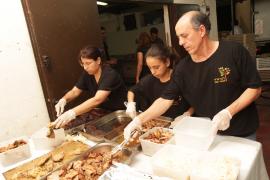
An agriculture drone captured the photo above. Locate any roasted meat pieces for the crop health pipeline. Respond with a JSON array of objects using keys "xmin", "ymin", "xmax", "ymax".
[{"xmin": 0, "ymin": 139, "xmax": 27, "ymax": 153}]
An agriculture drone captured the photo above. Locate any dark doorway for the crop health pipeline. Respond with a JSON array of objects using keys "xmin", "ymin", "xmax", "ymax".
[{"xmin": 21, "ymin": 0, "xmax": 101, "ymax": 120}]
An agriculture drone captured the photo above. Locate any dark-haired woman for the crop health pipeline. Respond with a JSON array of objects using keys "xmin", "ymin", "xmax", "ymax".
[
  {"xmin": 135, "ymin": 32, "xmax": 152, "ymax": 83},
  {"xmin": 53, "ymin": 46, "xmax": 127, "ymax": 128},
  {"xmin": 126, "ymin": 44, "xmax": 193, "ymax": 120}
]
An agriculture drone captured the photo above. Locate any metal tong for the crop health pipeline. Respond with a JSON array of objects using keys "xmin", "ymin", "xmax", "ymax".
[{"xmin": 110, "ymin": 130, "xmax": 137, "ymax": 156}]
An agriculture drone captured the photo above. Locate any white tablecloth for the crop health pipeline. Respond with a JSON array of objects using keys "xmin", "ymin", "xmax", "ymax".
[
  {"xmin": 131, "ymin": 135, "xmax": 269, "ymax": 180},
  {"xmin": 0, "ymin": 135, "xmax": 269, "ymax": 180}
]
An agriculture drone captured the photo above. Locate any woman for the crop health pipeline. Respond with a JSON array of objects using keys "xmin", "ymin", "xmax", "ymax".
[
  {"xmin": 135, "ymin": 32, "xmax": 152, "ymax": 83},
  {"xmin": 53, "ymin": 45, "xmax": 127, "ymax": 128},
  {"xmin": 126, "ymin": 44, "xmax": 193, "ymax": 119}
]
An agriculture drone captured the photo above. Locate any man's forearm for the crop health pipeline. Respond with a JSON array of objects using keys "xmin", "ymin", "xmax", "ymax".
[
  {"xmin": 137, "ymin": 98, "xmax": 173, "ymax": 123},
  {"xmin": 227, "ymin": 87, "xmax": 261, "ymax": 116}
]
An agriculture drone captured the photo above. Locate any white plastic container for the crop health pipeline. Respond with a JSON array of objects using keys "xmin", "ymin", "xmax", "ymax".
[
  {"xmin": 139, "ymin": 127, "xmax": 174, "ymax": 156},
  {"xmin": 31, "ymin": 127, "xmax": 65, "ymax": 150},
  {"xmin": 151, "ymin": 144, "xmax": 240, "ymax": 180},
  {"xmin": 151, "ymin": 144, "xmax": 199, "ymax": 180},
  {"xmin": 190, "ymin": 153, "xmax": 240, "ymax": 180},
  {"xmin": 173, "ymin": 117, "xmax": 213, "ymax": 150},
  {"xmin": 0, "ymin": 136, "xmax": 31, "ymax": 166}
]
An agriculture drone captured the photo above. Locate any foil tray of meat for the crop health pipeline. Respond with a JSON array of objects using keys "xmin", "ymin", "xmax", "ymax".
[
  {"xmin": 3, "ymin": 141, "xmax": 90, "ymax": 180},
  {"xmin": 63, "ymin": 108, "xmax": 111, "ymax": 130}
]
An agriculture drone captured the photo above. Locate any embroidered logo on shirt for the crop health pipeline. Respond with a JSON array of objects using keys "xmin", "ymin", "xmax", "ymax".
[{"xmin": 214, "ymin": 67, "xmax": 230, "ymax": 84}]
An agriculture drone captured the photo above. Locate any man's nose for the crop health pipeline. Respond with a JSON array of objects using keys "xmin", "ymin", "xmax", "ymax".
[{"xmin": 179, "ymin": 38, "xmax": 184, "ymax": 46}]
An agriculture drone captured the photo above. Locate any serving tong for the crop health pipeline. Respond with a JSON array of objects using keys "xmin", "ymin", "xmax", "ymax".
[{"xmin": 106, "ymin": 130, "xmax": 138, "ymax": 160}]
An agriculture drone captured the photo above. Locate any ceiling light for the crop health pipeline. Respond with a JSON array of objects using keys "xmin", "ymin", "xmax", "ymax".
[{"xmin": 97, "ymin": 1, "xmax": 108, "ymax": 6}]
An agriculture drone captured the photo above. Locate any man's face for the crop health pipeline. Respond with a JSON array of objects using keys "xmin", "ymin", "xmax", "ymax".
[{"xmin": 175, "ymin": 20, "xmax": 204, "ymax": 55}]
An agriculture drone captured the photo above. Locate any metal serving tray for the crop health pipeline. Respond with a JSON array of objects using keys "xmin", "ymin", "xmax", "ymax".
[
  {"xmin": 67, "ymin": 110, "xmax": 172, "ymax": 146},
  {"xmin": 66, "ymin": 110, "xmax": 132, "ymax": 142}
]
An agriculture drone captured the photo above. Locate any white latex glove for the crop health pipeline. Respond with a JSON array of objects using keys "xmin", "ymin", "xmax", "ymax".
[
  {"xmin": 55, "ymin": 98, "xmax": 67, "ymax": 117},
  {"xmin": 212, "ymin": 109, "xmax": 232, "ymax": 131},
  {"xmin": 53, "ymin": 110, "xmax": 76, "ymax": 129},
  {"xmin": 125, "ymin": 102, "xmax": 136, "ymax": 118},
  {"xmin": 170, "ymin": 112, "xmax": 190, "ymax": 128},
  {"xmin": 124, "ymin": 117, "xmax": 142, "ymax": 140}
]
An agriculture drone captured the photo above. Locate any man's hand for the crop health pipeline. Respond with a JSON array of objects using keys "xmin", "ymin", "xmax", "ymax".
[
  {"xmin": 170, "ymin": 112, "xmax": 190, "ymax": 128},
  {"xmin": 55, "ymin": 98, "xmax": 67, "ymax": 117},
  {"xmin": 52, "ymin": 110, "xmax": 76, "ymax": 129},
  {"xmin": 124, "ymin": 117, "xmax": 142, "ymax": 140},
  {"xmin": 125, "ymin": 102, "xmax": 136, "ymax": 118},
  {"xmin": 212, "ymin": 109, "xmax": 232, "ymax": 131}
]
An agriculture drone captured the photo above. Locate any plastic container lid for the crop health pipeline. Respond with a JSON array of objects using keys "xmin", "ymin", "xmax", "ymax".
[{"xmin": 173, "ymin": 116, "xmax": 213, "ymax": 150}]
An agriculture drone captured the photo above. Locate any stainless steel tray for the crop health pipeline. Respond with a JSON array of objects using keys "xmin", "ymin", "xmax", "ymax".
[
  {"xmin": 66, "ymin": 110, "xmax": 132, "ymax": 142},
  {"xmin": 67, "ymin": 110, "xmax": 172, "ymax": 146}
]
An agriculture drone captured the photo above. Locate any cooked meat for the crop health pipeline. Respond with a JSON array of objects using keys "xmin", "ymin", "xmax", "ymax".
[
  {"xmin": 37, "ymin": 154, "xmax": 52, "ymax": 166},
  {"xmin": 141, "ymin": 119, "xmax": 169, "ymax": 132},
  {"xmin": 144, "ymin": 129, "xmax": 173, "ymax": 144},
  {"xmin": 0, "ymin": 139, "xmax": 27, "ymax": 153},
  {"xmin": 52, "ymin": 152, "xmax": 65, "ymax": 162}
]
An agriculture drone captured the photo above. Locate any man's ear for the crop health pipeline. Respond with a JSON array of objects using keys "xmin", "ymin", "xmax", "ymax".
[
  {"xmin": 166, "ymin": 58, "xmax": 170, "ymax": 67},
  {"xmin": 199, "ymin": 24, "xmax": 206, "ymax": 37},
  {"xmin": 97, "ymin": 57, "xmax": 102, "ymax": 64}
]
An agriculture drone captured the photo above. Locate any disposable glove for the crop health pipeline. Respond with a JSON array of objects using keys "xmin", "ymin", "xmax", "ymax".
[
  {"xmin": 212, "ymin": 109, "xmax": 232, "ymax": 131},
  {"xmin": 170, "ymin": 111, "xmax": 190, "ymax": 128},
  {"xmin": 55, "ymin": 98, "xmax": 67, "ymax": 117},
  {"xmin": 53, "ymin": 110, "xmax": 76, "ymax": 129},
  {"xmin": 125, "ymin": 102, "xmax": 136, "ymax": 118},
  {"xmin": 124, "ymin": 117, "xmax": 142, "ymax": 140}
]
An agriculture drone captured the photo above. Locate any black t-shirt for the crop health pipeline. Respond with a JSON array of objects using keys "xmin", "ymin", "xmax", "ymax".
[
  {"xmin": 161, "ymin": 41, "xmax": 261, "ymax": 136},
  {"xmin": 130, "ymin": 74, "xmax": 189, "ymax": 119},
  {"xmin": 152, "ymin": 37, "xmax": 164, "ymax": 46},
  {"xmin": 137, "ymin": 45, "xmax": 151, "ymax": 78},
  {"xmin": 75, "ymin": 66, "xmax": 127, "ymax": 110}
]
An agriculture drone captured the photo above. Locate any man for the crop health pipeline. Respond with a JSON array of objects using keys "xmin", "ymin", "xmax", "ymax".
[
  {"xmin": 150, "ymin": 27, "xmax": 164, "ymax": 46},
  {"xmin": 124, "ymin": 11, "xmax": 261, "ymax": 140}
]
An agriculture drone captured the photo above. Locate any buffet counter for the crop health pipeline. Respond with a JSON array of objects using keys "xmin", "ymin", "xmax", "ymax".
[{"xmin": 0, "ymin": 134, "xmax": 268, "ymax": 180}]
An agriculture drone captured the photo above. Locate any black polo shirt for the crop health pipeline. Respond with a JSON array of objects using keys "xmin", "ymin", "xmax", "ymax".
[
  {"xmin": 161, "ymin": 41, "xmax": 261, "ymax": 137},
  {"xmin": 130, "ymin": 74, "xmax": 189, "ymax": 119},
  {"xmin": 76, "ymin": 65, "xmax": 127, "ymax": 110}
]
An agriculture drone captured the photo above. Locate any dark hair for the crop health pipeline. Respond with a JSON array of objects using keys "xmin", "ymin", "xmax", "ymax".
[
  {"xmin": 78, "ymin": 45, "xmax": 102, "ymax": 64},
  {"xmin": 190, "ymin": 11, "xmax": 211, "ymax": 34},
  {"xmin": 138, "ymin": 32, "xmax": 151, "ymax": 49},
  {"xmin": 145, "ymin": 44, "xmax": 178, "ymax": 68},
  {"xmin": 150, "ymin": 27, "xmax": 158, "ymax": 34},
  {"xmin": 101, "ymin": 26, "xmax": 105, "ymax": 31}
]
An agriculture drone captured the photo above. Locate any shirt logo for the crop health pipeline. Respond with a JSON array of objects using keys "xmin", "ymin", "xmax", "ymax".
[{"xmin": 214, "ymin": 67, "xmax": 230, "ymax": 84}]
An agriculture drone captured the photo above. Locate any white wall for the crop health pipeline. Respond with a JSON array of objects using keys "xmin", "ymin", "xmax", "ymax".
[
  {"xmin": 255, "ymin": 0, "xmax": 270, "ymax": 39},
  {"xmin": 0, "ymin": 1, "xmax": 49, "ymax": 141},
  {"xmin": 100, "ymin": 6, "xmax": 165, "ymax": 55}
]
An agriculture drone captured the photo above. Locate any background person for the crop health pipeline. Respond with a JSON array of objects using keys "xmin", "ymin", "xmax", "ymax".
[
  {"xmin": 135, "ymin": 32, "xmax": 152, "ymax": 83},
  {"xmin": 53, "ymin": 46, "xmax": 127, "ymax": 128},
  {"xmin": 150, "ymin": 27, "xmax": 164, "ymax": 46},
  {"xmin": 124, "ymin": 11, "xmax": 261, "ymax": 141},
  {"xmin": 126, "ymin": 44, "xmax": 192, "ymax": 119}
]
